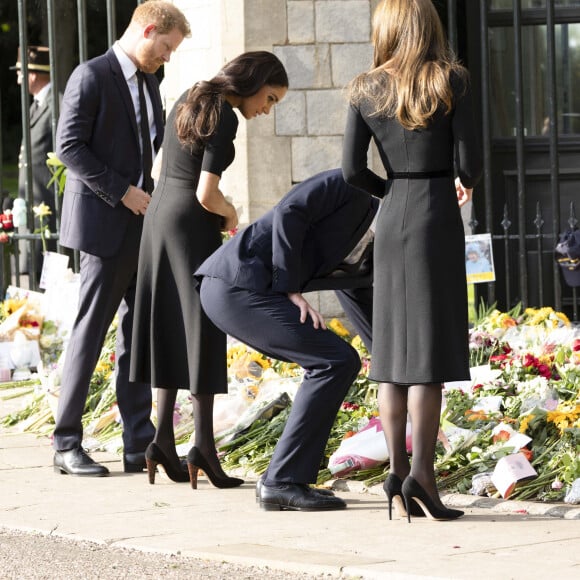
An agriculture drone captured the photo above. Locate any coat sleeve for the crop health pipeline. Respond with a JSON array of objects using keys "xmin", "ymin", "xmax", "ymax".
[
  {"xmin": 342, "ymin": 103, "xmax": 387, "ymax": 198},
  {"xmin": 452, "ymin": 73, "xmax": 483, "ymax": 189}
]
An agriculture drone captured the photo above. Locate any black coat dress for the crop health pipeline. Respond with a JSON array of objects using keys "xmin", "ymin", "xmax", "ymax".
[
  {"xmin": 343, "ymin": 73, "xmax": 482, "ymax": 384},
  {"xmin": 130, "ymin": 94, "xmax": 238, "ymax": 393}
]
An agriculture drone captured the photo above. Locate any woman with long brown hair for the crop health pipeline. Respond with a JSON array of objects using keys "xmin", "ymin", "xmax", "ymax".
[
  {"xmin": 131, "ymin": 51, "xmax": 288, "ymax": 488},
  {"xmin": 342, "ymin": 0, "xmax": 482, "ymax": 520}
]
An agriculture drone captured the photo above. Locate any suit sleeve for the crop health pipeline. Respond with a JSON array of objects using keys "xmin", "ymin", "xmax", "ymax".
[
  {"xmin": 342, "ymin": 103, "xmax": 387, "ymax": 198},
  {"xmin": 452, "ymin": 73, "xmax": 483, "ymax": 189},
  {"xmin": 56, "ymin": 64, "xmax": 130, "ymax": 206}
]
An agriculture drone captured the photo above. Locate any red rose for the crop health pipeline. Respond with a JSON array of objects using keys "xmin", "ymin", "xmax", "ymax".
[
  {"xmin": 537, "ymin": 364, "xmax": 552, "ymax": 379},
  {"xmin": 573, "ymin": 339, "xmax": 580, "ymax": 352}
]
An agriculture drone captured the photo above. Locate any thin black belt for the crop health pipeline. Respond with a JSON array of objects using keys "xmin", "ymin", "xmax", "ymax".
[{"xmin": 389, "ymin": 169, "xmax": 453, "ymax": 179}]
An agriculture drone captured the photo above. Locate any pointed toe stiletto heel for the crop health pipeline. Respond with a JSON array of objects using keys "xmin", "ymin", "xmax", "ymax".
[
  {"xmin": 144, "ymin": 442, "xmax": 189, "ymax": 484},
  {"xmin": 186, "ymin": 446, "xmax": 244, "ymax": 490},
  {"xmin": 383, "ymin": 474, "xmax": 426, "ymax": 520},
  {"xmin": 402, "ymin": 476, "xmax": 464, "ymax": 522},
  {"xmin": 383, "ymin": 474, "xmax": 406, "ymax": 520}
]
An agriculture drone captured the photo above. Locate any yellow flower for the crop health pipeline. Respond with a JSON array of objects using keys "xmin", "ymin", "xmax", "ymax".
[
  {"xmin": 227, "ymin": 344, "xmax": 248, "ymax": 366},
  {"xmin": 32, "ymin": 202, "xmax": 52, "ymax": 218},
  {"xmin": 538, "ymin": 354, "xmax": 553, "ymax": 367},
  {"xmin": 521, "ymin": 306, "xmax": 569, "ymax": 328},
  {"xmin": 248, "ymin": 351, "xmax": 270, "ymax": 370},
  {"xmin": 0, "ymin": 298, "xmax": 26, "ymax": 318},
  {"xmin": 95, "ymin": 360, "xmax": 112, "ymax": 373},
  {"xmin": 328, "ymin": 318, "xmax": 350, "ymax": 338},
  {"xmin": 518, "ymin": 414, "xmax": 534, "ymax": 433},
  {"xmin": 547, "ymin": 403, "xmax": 580, "ymax": 434}
]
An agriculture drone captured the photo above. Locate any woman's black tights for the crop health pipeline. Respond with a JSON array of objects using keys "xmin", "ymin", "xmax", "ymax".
[
  {"xmin": 154, "ymin": 388, "xmax": 228, "ymax": 477},
  {"xmin": 378, "ymin": 382, "xmax": 446, "ymax": 509}
]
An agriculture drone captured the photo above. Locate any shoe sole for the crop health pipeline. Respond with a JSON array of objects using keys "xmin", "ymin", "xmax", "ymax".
[
  {"xmin": 259, "ymin": 501, "xmax": 346, "ymax": 512},
  {"xmin": 53, "ymin": 466, "xmax": 110, "ymax": 477}
]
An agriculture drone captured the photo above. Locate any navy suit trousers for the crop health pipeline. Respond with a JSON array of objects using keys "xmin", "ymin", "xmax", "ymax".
[
  {"xmin": 54, "ymin": 216, "xmax": 155, "ymax": 452},
  {"xmin": 200, "ymin": 277, "xmax": 363, "ymax": 484}
]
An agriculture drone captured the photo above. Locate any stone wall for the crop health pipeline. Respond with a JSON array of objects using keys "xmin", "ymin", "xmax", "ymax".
[{"xmin": 170, "ymin": 0, "xmax": 382, "ymax": 321}]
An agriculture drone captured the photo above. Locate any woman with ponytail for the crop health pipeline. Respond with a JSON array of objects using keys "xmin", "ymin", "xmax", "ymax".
[{"xmin": 131, "ymin": 51, "xmax": 288, "ymax": 489}]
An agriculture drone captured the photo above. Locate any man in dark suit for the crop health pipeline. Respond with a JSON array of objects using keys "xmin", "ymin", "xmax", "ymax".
[
  {"xmin": 196, "ymin": 168, "xmax": 378, "ymax": 510},
  {"xmin": 12, "ymin": 46, "xmax": 56, "ymax": 277},
  {"xmin": 53, "ymin": 2, "xmax": 190, "ymax": 476}
]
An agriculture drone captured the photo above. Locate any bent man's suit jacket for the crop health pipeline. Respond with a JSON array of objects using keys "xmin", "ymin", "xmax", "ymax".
[
  {"xmin": 56, "ymin": 48, "xmax": 164, "ymax": 258},
  {"xmin": 196, "ymin": 169, "xmax": 379, "ymax": 293}
]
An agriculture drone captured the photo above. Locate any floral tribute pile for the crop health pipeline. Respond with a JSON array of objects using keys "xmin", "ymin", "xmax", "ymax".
[{"xmin": 1, "ymin": 296, "xmax": 578, "ymax": 503}]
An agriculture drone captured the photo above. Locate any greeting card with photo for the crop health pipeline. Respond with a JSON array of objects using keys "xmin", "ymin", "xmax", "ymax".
[{"xmin": 465, "ymin": 233, "xmax": 495, "ymax": 284}]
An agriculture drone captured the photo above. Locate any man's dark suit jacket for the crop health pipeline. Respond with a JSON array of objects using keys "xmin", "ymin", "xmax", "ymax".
[
  {"xmin": 56, "ymin": 48, "xmax": 164, "ymax": 258},
  {"xmin": 196, "ymin": 168, "xmax": 379, "ymax": 292}
]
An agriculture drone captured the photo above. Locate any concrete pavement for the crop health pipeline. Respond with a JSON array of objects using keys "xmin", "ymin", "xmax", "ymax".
[{"xmin": 1, "ymin": 424, "xmax": 579, "ymax": 579}]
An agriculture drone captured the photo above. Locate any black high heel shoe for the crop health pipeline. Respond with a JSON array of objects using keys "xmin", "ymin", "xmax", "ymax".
[
  {"xmin": 383, "ymin": 474, "xmax": 426, "ymax": 520},
  {"xmin": 383, "ymin": 474, "xmax": 406, "ymax": 520},
  {"xmin": 401, "ymin": 476, "xmax": 464, "ymax": 522},
  {"xmin": 186, "ymin": 447, "xmax": 244, "ymax": 490},
  {"xmin": 145, "ymin": 442, "xmax": 190, "ymax": 484}
]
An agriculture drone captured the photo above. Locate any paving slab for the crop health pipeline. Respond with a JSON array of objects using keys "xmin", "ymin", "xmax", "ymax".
[{"xmin": 1, "ymin": 426, "xmax": 579, "ymax": 579}]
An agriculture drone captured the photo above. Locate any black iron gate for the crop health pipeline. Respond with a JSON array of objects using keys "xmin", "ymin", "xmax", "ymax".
[
  {"xmin": 1, "ymin": 0, "xmax": 579, "ymax": 321},
  {"xmin": 460, "ymin": 0, "xmax": 579, "ymax": 321}
]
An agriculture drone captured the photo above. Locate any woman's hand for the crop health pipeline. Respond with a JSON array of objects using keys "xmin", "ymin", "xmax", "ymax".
[
  {"xmin": 288, "ymin": 292, "xmax": 327, "ymax": 330},
  {"xmin": 222, "ymin": 202, "xmax": 239, "ymax": 231},
  {"xmin": 197, "ymin": 170, "xmax": 239, "ymax": 229},
  {"xmin": 455, "ymin": 177, "xmax": 473, "ymax": 208}
]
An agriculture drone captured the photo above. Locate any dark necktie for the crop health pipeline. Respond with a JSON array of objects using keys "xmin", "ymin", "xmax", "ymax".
[
  {"xmin": 30, "ymin": 99, "xmax": 39, "ymax": 119},
  {"xmin": 136, "ymin": 70, "xmax": 154, "ymax": 194}
]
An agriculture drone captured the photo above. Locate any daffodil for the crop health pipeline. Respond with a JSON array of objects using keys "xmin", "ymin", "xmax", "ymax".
[{"xmin": 32, "ymin": 203, "xmax": 52, "ymax": 218}]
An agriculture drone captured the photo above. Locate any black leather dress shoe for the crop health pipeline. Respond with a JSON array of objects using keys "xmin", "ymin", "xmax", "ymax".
[
  {"xmin": 54, "ymin": 448, "xmax": 110, "ymax": 477},
  {"xmin": 123, "ymin": 451, "xmax": 147, "ymax": 473},
  {"xmin": 255, "ymin": 477, "xmax": 335, "ymax": 503},
  {"xmin": 259, "ymin": 483, "xmax": 347, "ymax": 511}
]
